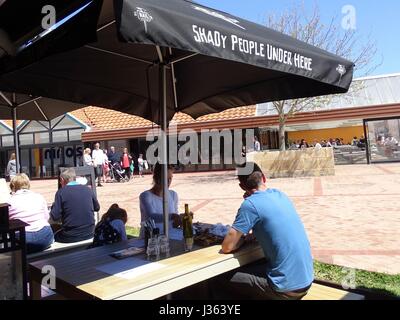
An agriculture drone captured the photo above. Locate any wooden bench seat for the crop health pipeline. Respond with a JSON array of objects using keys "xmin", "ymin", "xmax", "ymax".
[
  {"xmin": 27, "ymin": 238, "xmax": 93, "ymax": 262},
  {"xmin": 302, "ymin": 283, "xmax": 364, "ymax": 300}
]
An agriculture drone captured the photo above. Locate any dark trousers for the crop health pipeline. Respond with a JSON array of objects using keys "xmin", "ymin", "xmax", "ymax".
[
  {"xmin": 54, "ymin": 225, "xmax": 94, "ymax": 243},
  {"xmin": 124, "ymin": 168, "xmax": 131, "ymax": 179},
  {"xmin": 210, "ymin": 259, "xmax": 310, "ymax": 300},
  {"xmin": 95, "ymin": 165, "xmax": 103, "ymax": 184}
]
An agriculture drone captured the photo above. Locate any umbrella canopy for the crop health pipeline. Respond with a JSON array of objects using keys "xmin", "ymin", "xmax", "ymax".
[
  {"xmin": 0, "ymin": 0, "xmax": 354, "ymax": 237},
  {"xmin": 0, "ymin": 92, "xmax": 84, "ymax": 120},
  {"xmin": 0, "ymin": 0, "xmax": 354, "ymax": 123}
]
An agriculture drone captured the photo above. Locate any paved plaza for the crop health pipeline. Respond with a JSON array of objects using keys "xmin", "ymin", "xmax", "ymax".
[{"xmin": 30, "ymin": 163, "xmax": 400, "ymax": 275}]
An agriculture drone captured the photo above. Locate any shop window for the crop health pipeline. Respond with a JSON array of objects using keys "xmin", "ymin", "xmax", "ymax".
[
  {"xmin": 19, "ymin": 134, "xmax": 34, "ymax": 146},
  {"xmin": 34, "ymin": 132, "xmax": 50, "ymax": 144},
  {"xmin": 366, "ymin": 118, "xmax": 400, "ymax": 163},
  {"xmin": 0, "ymin": 125, "xmax": 11, "ymax": 135},
  {"xmin": 52, "ymin": 130, "xmax": 68, "ymax": 143},
  {"xmin": 20, "ymin": 121, "xmax": 48, "ymax": 133},
  {"xmin": 52, "ymin": 116, "xmax": 83, "ymax": 130},
  {"xmin": 2, "ymin": 135, "xmax": 14, "ymax": 147},
  {"xmin": 68, "ymin": 129, "xmax": 84, "ymax": 141}
]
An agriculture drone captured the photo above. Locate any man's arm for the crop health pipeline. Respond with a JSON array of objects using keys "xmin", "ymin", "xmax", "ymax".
[
  {"xmin": 50, "ymin": 191, "xmax": 63, "ymax": 221},
  {"xmin": 221, "ymin": 227, "xmax": 245, "ymax": 254},
  {"xmin": 92, "ymin": 192, "xmax": 100, "ymax": 212}
]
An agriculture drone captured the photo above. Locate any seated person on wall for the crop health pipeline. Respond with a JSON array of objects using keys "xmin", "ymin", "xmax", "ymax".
[
  {"xmin": 90, "ymin": 204, "xmax": 128, "ymax": 248},
  {"xmin": 139, "ymin": 163, "xmax": 181, "ymax": 235},
  {"xmin": 212, "ymin": 162, "xmax": 314, "ymax": 300},
  {"xmin": 50, "ymin": 168, "xmax": 100, "ymax": 243},
  {"xmin": 8, "ymin": 174, "xmax": 54, "ymax": 254}
]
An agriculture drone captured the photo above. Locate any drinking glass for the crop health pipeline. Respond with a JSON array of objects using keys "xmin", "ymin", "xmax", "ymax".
[
  {"xmin": 158, "ymin": 235, "xmax": 170, "ymax": 256},
  {"xmin": 146, "ymin": 237, "xmax": 160, "ymax": 260}
]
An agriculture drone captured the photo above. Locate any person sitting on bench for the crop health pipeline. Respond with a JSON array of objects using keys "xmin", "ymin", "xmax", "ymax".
[
  {"xmin": 213, "ymin": 162, "xmax": 314, "ymax": 300},
  {"xmin": 8, "ymin": 174, "xmax": 54, "ymax": 253},
  {"xmin": 50, "ymin": 168, "xmax": 100, "ymax": 243}
]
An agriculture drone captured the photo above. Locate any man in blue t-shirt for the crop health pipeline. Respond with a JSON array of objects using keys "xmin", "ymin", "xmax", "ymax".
[{"xmin": 216, "ymin": 162, "xmax": 314, "ymax": 300}]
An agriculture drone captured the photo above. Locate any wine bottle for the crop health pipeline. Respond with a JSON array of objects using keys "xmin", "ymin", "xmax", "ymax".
[
  {"xmin": 182, "ymin": 204, "xmax": 193, "ymax": 238},
  {"xmin": 182, "ymin": 204, "xmax": 193, "ymax": 251}
]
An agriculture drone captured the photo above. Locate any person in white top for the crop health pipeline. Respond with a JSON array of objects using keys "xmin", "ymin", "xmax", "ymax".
[
  {"xmin": 83, "ymin": 148, "xmax": 93, "ymax": 166},
  {"xmin": 139, "ymin": 163, "xmax": 180, "ymax": 236},
  {"xmin": 254, "ymin": 136, "xmax": 261, "ymax": 152},
  {"xmin": 313, "ymin": 140, "xmax": 323, "ymax": 151},
  {"xmin": 7, "ymin": 174, "xmax": 54, "ymax": 253},
  {"xmin": 91, "ymin": 143, "xmax": 104, "ymax": 187},
  {"xmin": 138, "ymin": 154, "xmax": 145, "ymax": 177}
]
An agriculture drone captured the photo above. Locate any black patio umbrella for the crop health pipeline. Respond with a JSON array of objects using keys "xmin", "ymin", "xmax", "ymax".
[
  {"xmin": 0, "ymin": 91, "xmax": 84, "ymax": 172},
  {"xmin": 0, "ymin": 0, "xmax": 354, "ymax": 236}
]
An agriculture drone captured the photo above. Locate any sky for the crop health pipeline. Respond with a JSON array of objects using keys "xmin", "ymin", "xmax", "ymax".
[{"xmin": 196, "ymin": 0, "xmax": 399, "ymax": 77}]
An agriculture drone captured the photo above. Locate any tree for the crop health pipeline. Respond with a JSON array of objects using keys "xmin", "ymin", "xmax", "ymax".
[{"xmin": 264, "ymin": 3, "xmax": 379, "ymax": 150}]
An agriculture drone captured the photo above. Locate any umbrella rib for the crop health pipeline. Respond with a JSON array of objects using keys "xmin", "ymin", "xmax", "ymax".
[
  {"xmin": 156, "ymin": 46, "xmax": 164, "ymax": 63},
  {"xmin": 170, "ymin": 65, "xmax": 178, "ymax": 111},
  {"xmin": 0, "ymin": 91, "xmax": 13, "ymax": 106},
  {"xmin": 17, "ymin": 96, "xmax": 42, "ymax": 107},
  {"xmin": 171, "ymin": 53, "xmax": 199, "ymax": 64},
  {"xmin": 33, "ymin": 101, "xmax": 49, "ymax": 121},
  {"xmin": 97, "ymin": 20, "xmax": 115, "ymax": 32},
  {"xmin": 85, "ymin": 45, "xmax": 154, "ymax": 65},
  {"xmin": 169, "ymin": 48, "xmax": 179, "ymax": 111}
]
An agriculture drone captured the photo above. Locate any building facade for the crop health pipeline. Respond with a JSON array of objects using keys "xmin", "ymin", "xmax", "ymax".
[{"xmin": 1, "ymin": 73, "xmax": 399, "ymax": 179}]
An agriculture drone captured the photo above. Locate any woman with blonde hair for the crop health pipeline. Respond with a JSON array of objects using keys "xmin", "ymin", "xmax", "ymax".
[
  {"xmin": 83, "ymin": 148, "xmax": 94, "ymax": 166},
  {"xmin": 8, "ymin": 174, "xmax": 54, "ymax": 253}
]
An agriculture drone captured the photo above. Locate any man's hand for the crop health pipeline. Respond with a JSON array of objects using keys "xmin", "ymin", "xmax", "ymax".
[{"xmin": 171, "ymin": 214, "xmax": 182, "ymax": 228}]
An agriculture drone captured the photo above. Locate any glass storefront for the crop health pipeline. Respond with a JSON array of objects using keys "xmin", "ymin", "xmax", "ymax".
[
  {"xmin": 365, "ymin": 117, "xmax": 400, "ymax": 163},
  {"xmin": 0, "ymin": 115, "xmax": 86, "ymax": 179}
]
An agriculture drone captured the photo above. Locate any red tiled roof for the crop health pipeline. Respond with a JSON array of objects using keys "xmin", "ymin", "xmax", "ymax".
[{"xmin": 71, "ymin": 105, "xmax": 256, "ymax": 131}]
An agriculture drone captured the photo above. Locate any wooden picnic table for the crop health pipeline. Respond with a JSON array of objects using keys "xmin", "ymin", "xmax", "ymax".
[{"xmin": 28, "ymin": 238, "xmax": 264, "ymax": 300}]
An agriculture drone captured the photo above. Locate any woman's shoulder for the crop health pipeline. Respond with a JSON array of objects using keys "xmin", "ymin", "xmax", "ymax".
[
  {"xmin": 169, "ymin": 189, "xmax": 178, "ymax": 198},
  {"xmin": 139, "ymin": 190, "xmax": 153, "ymax": 200}
]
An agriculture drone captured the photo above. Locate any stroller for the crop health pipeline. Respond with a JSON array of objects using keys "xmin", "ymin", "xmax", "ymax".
[{"xmin": 109, "ymin": 162, "xmax": 127, "ymax": 182}]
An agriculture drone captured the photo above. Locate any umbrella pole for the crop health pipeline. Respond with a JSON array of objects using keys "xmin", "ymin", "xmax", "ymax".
[
  {"xmin": 160, "ymin": 63, "xmax": 169, "ymax": 238},
  {"xmin": 11, "ymin": 98, "xmax": 20, "ymax": 174}
]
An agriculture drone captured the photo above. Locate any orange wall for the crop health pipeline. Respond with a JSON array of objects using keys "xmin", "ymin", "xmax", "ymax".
[{"xmin": 288, "ymin": 126, "xmax": 365, "ymax": 145}]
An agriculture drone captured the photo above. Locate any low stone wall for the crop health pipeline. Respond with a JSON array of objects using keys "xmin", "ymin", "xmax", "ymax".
[{"xmin": 247, "ymin": 148, "xmax": 335, "ymax": 179}]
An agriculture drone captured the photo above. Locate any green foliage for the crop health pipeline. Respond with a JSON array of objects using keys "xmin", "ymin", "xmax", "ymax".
[{"xmin": 314, "ymin": 261, "xmax": 400, "ymax": 297}]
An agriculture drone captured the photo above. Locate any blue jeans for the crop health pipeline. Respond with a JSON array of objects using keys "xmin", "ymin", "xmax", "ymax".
[{"xmin": 25, "ymin": 226, "xmax": 54, "ymax": 254}]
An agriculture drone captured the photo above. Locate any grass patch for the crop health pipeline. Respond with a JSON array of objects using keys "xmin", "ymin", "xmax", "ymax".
[
  {"xmin": 121, "ymin": 230, "xmax": 400, "ymax": 298},
  {"xmin": 314, "ymin": 260, "xmax": 400, "ymax": 298},
  {"xmin": 126, "ymin": 226, "xmax": 140, "ymax": 238}
]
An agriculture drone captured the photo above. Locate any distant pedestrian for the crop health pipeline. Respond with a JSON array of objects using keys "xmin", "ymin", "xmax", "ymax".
[
  {"xmin": 254, "ymin": 136, "xmax": 261, "ymax": 152},
  {"xmin": 83, "ymin": 148, "xmax": 94, "ymax": 167},
  {"xmin": 138, "ymin": 154, "xmax": 145, "ymax": 177},
  {"xmin": 6, "ymin": 153, "xmax": 17, "ymax": 181},
  {"xmin": 92, "ymin": 143, "xmax": 104, "ymax": 187},
  {"xmin": 121, "ymin": 148, "xmax": 132, "ymax": 180}
]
